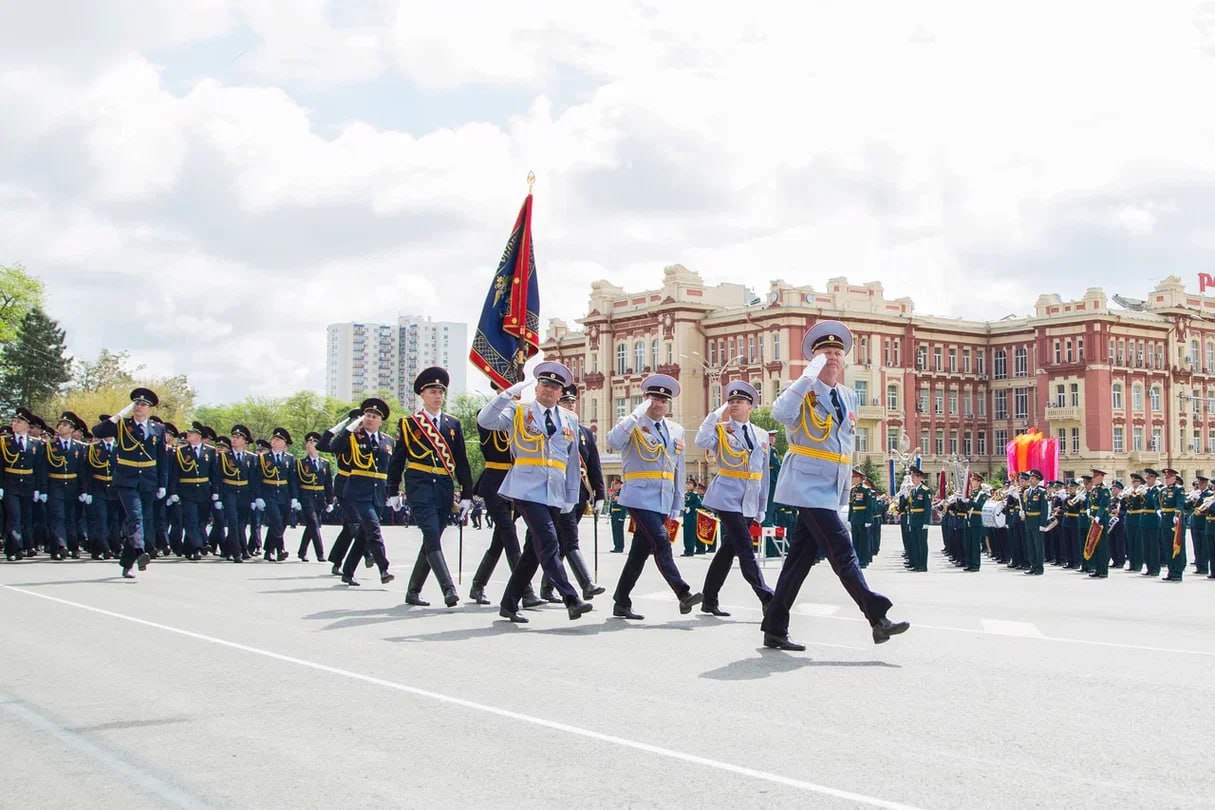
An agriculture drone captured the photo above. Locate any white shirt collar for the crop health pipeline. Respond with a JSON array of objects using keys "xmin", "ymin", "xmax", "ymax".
[{"xmin": 420, "ymin": 408, "xmax": 442, "ymax": 422}]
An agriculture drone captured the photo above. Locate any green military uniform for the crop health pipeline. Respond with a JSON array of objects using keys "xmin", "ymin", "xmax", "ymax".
[
  {"xmin": 1125, "ymin": 477, "xmax": 1145, "ymax": 572},
  {"xmin": 1204, "ymin": 486, "xmax": 1215, "ymax": 580},
  {"xmin": 1076, "ymin": 484, "xmax": 1092, "ymax": 572},
  {"xmin": 682, "ymin": 487, "xmax": 702, "ymax": 556},
  {"xmin": 1023, "ymin": 479, "xmax": 1046, "ymax": 575},
  {"xmin": 964, "ymin": 488, "xmax": 987, "ymax": 571},
  {"xmin": 1085, "ymin": 479, "xmax": 1112, "ymax": 577},
  {"xmin": 1140, "ymin": 479, "xmax": 1162, "ymax": 576},
  {"xmin": 907, "ymin": 478, "xmax": 932, "ymax": 571},
  {"xmin": 848, "ymin": 481, "xmax": 871, "ymax": 567},
  {"xmin": 608, "ymin": 493, "xmax": 628, "ymax": 553},
  {"xmin": 1161, "ymin": 475, "xmax": 1188, "ymax": 581},
  {"xmin": 1194, "ymin": 481, "xmax": 1211, "ymax": 575}
]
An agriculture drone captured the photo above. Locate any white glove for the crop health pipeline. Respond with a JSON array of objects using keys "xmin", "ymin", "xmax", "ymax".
[
  {"xmin": 78, "ymin": 493, "xmax": 89, "ymax": 503},
  {"xmin": 166, "ymin": 494, "xmax": 179, "ymax": 505},
  {"xmin": 84, "ymin": 494, "xmax": 93, "ymax": 505},
  {"xmin": 458, "ymin": 499, "xmax": 472, "ymax": 518},
  {"xmin": 211, "ymin": 493, "xmax": 220, "ymax": 501},
  {"xmin": 33, "ymin": 490, "xmax": 41, "ymax": 502},
  {"xmin": 254, "ymin": 498, "xmax": 265, "ymax": 511},
  {"xmin": 594, "ymin": 499, "xmax": 605, "ymax": 514},
  {"xmin": 113, "ymin": 402, "xmax": 135, "ymax": 421},
  {"xmin": 757, "ymin": 511, "xmax": 766, "ymax": 525},
  {"xmin": 714, "ymin": 402, "xmax": 728, "ymax": 418},
  {"xmin": 632, "ymin": 399, "xmax": 651, "ymax": 419},
  {"xmin": 803, "ymin": 353, "xmax": 827, "ymax": 381},
  {"xmin": 290, "ymin": 498, "xmax": 301, "ymax": 511},
  {"xmin": 346, "ymin": 415, "xmax": 364, "ymax": 432},
  {"xmin": 213, "ymin": 501, "xmax": 223, "ymax": 511},
  {"xmin": 0, "ymin": 487, "xmax": 4, "ymax": 499},
  {"xmin": 155, "ymin": 487, "xmax": 167, "ymax": 500},
  {"xmin": 40, "ymin": 492, "xmax": 48, "ymax": 503},
  {"xmin": 387, "ymin": 495, "xmax": 402, "ymax": 510},
  {"xmin": 504, "ymin": 380, "xmax": 530, "ymax": 397},
  {"xmin": 329, "ymin": 415, "xmax": 352, "ymax": 434},
  {"xmin": 324, "ymin": 503, "xmax": 334, "ymax": 514}
]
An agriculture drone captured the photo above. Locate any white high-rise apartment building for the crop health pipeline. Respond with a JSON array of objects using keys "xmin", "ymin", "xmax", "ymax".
[{"xmin": 326, "ymin": 316, "xmax": 467, "ymax": 407}]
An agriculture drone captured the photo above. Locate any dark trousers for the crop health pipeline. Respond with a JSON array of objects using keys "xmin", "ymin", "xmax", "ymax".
[
  {"xmin": 47, "ymin": 488, "xmax": 80, "ymax": 551},
  {"xmin": 850, "ymin": 519, "xmax": 871, "ymax": 565},
  {"xmin": 1164, "ymin": 522, "xmax": 1185, "ymax": 578},
  {"xmin": 762, "ymin": 507, "xmax": 892, "ymax": 638},
  {"xmin": 472, "ymin": 490, "xmax": 523, "ymax": 588},
  {"xmin": 248, "ymin": 509, "xmax": 263, "ymax": 552},
  {"xmin": 501, "ymin": 500, "xmax": 578, "ymax": 610},
  {"xmin": 87, "ymin": 497, "xmax": 118, "ymax": 555},
  {"xmin": 613, "ymin": 508, "xmax": 691, "ymax": 609},
  {"xmin": 298, "ymin": 492, "xmax": 325, "ymax": 558},
  {"xmin": 869, "ymin": 521, "xmax": 881, "ymax": 556},
  {"xmin": 328, "ymin": 521, "xmax": 354, "ymax": 564},
  {"xmin": 181, "ymin": 500, "xmax": 209, "ymax": 553},
  {"xmin": 263, "ymin": 499, "xmax": 287, "ymax": 554},
  {"xmin": 909, "ymin": 520, "xmax": 927, "ymax": 569},
  {"xmin": 702, "ymin": 510, "xmax": 772, "ymax": 607},
  {"xmin": 4, "ymin": 491, "xmax": 34, "ymax": 554},
  {"xmin": 1110, "ymin": 521, "xmax": 1127, "ymax": 567},
  {"xmin": 341, "ymin": 500, "xmax": 389, "ymax": 577},
  {"xmin": 1142, "ymin": 519, "xmax": 1161, "ymax": 574},
  {"xmin": 116, "ymin": 487, "xmax": 155, "ymax": 568},
  {"xmin": 222, "ymin": 497, "xmax": 250, "ymax": 558},
  {"xmin": 1063, "ymin": 521, "xmax": 1080, "ymax": 567},
  {"xmin": 610, "ymin": 517, "xmax": 625, "ymax": 552}
]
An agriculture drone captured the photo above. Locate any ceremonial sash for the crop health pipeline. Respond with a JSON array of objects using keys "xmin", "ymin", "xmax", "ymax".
[{"xmin": 411, "ymin": 414, "xmax": 458, "ymax": 482}]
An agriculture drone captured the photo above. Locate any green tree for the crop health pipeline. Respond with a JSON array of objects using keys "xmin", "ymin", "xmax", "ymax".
[
  {"xmin": 447, "ymin": 392, "xmax": 490, "ymax": 483},
  {"xmin": 749, "ymin": 406, "xmax": 787, "ymax": 456},
  {"xmin": 0, "ymin": 306, "xmax": 72, "ymax": 412},
  {"xmin": 0, "ymin": 264, "xmax": 45, "ymax": 343},
  {"xmin": 860, "ymin": 457, "xmax": 887, "ymax": 493},
  {"xmin": 70, "ymin": 348, "xmax": 137, "ymax": 392}
]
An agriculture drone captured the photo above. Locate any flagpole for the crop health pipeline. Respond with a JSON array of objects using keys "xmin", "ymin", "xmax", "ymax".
[{"xmin": 513, "ymin": 171, "xmax": 537, "ymax": 384}]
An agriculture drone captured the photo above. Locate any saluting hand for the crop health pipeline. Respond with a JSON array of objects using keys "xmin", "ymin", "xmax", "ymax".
[{"xmin": 802, "ymin": 353, "xmax": 828, "ymax": 381}]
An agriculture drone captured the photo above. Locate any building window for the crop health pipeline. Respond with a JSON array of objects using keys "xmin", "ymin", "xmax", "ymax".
[
  {"xmin": 963, "ymin": 348, "xmax": 971, "ymax": 373},
  {"xmin": 995, "ymin": 429, "xmax": 1008, "ymax": 452},
  {"xmin": 1112, "ymin": 383, "xmax": 1123, "ymax": 410},
  {"xmin": 963, "ymin": 389, "xmax": 973, "ymax": 416},
  {"xmin": 1133, "ymin": 426, "xmax": 1143, "ymax": 452},
  {"xmin": 1207, "ymin": 342, "xmax": 1214, "ymax": 373},
  {"xmin": 772, "ymin": 334, "xmax": 781, "ymax": 361},
  {"xmin": 948, "ymin": 347, "xmax": 957, "ymax": 372},
  {"xmin": 934, "ymin": 388, "xmax": 944, "ymax": 415},
  {"xmin": 1014, "ymin": 346, "xmax": 1027, "ymax": 377},
  {"xmin": 615, "ymin": 398, "xmax": 627, "ymax": 420},
  {"xmin": 1015, "ymin": 387, "xmax": 1028, "ymax": 419},
  {"xmin": 920, "ymin": 429, "xmax": 929, "ymax": 452},
  {"xmin": 978, "ymin": 431, "xmax": 987, "ymax": 456},
  {"xmin": 994, "ymin": 350, "xmax": 1007, "ymax": 380},
  {"xmin": 916, "ymin": 346, "xmax": 928, "ymax": 370},
  {"xmin": 949, "ymin": 431, "xmax": 958, "ymax": 455},
  {"xmin": 886, "ymin": 384, "xmax": 899, "ymax": 410},
  {"xmin": 709, "ymin": 385, "xmax": 722, "ymax": 410},
  {"xmin": 949, "ymin": 388, "xmax": 958, "ymax": 415},
  {"xmin": 1055, "ymin": 384, "xmax": 1066, "ymax": 408},
  {"xmin": 893, "ymin": 339, "xmax": 901, "ymax": 367},
  {"xmin": 1208, "ymin": 429, "xmax": 1215, "ymax": 454},
  {"xmin": 709, "ymin": 340, "xmax": 718, "ymax": 366},
  {"xmin": 1151, "ymin": 427, "xmax": 1162, "ymax": 452},
  {"xmin": 855, "ymin": 380, "xmax": 869, "ymax": 405},
  {"xmin": 1116, "ymin": 339, "xmax": 1124, "ymax": 365},
  {"xmin": 666, "ymin": 342, "xmax": 673, "ymax": 365},
  {"xmin": 591, "ymin": 398, "xmax": 598, "ymax": 421},
  {"xmin": 616, "ymin": 344, "xmax": 626, "ymax": 375},
  {"xmin": 887, "ymin": 429, "xmax": 899, "ymax": 454},
  {"xmin": 933, "ymin": 346, "xmax": 942, "ymax": 371},
  {"xmin": 1193, "ymin": 429, "xmax": 1202, "ymax": 453},
  {"xmin": 1149, "ymin": 386, "xmax": 1161, "ymax": 411},
  {"xmin": 1054, "ymin": 341, "xmax": 1061, "ymax": 364},
  {"xmin": 977, "ymin": 350, "xmax": 986, "ymax": 376},
  {"xmin": 1072, "ymin": 428, "xmax": 1080, "ymax": 454},
  {"xmin": 856, "ymin": 427, "xmax": 869, "ymax": 453},
  {"xmin": 1156, "ymin": 344, "xmax": 1164, "ymax": 369},
  {"xmin": 1190, "ymin": 340, "xmax": 1200, "ymax": 367},
  {"xmin": 935, "ymin": 430, "xmax": 944, "ymax": 455},
  {"xmin": 919, "ymin": 386, "xmax": 929, "ymax": 413},
  {"xmin": 883, "ymin": 339, "xmax": 891, "ymax": 366},
  {"xmin": 1137, "ymin": 342, "xmax": 1145, "ymax": 366},
  {"xmin": 748, "ymin": 335, "xmax": 757, "ymax": 363},
  {"xmin": 995, "ymin": 390, "xmax": 1008, "ymax": 419},
  {"xmin": 1113, "ymin": 426, "xmax": 1125, "ymax": 454},
  {"xmin": 1056, "ymin": 428, "xmax": 1066, "ymax": 453},
  {"xmin": 857, "ymin": 336, "xmax": 867, "ymax": 365},
  {"xmin": 634, "ymin": 341, "xmax": 645, "ymax": 372},
  {"xmin": 1194, "ymin": 389, "xmax": 1202, "ymax": 415},
  {"xmin": 1207, "ymin": 391, "xmax": 1215, "ymax": 415},
  {"xmin": 754, "ymin": 380, "xmax": 764, "ymax": 404},
  {"xmin": 1132, "ymin": 384, "xmax": 1143, "ymax": 412},
  {"xmin": 963, "ymin": 431, "xmax": 973, "ymax": 456},
  {"xmin": 1068, "ymin": 383, "xmax": 1078, "ymax": 407},
  {"xmin": 978, "ymin": 392, "xmax": 987, "ymax": 416},
  {"xmin": 1077, "ymin": 338, "xmax": 1084, "ymax": 362},
  {"xmin": 651, "ymin": 339, "xmax": 659, "ymax": 370},
  {"xmin": 727, "ymin": 337, "xmax": 736, "ymax": 365}
]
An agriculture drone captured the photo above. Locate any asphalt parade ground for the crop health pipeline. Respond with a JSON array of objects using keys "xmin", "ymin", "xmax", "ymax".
[{"xmin": 2, "ymin": 523, "xmax": 1212, "ymax": 809}]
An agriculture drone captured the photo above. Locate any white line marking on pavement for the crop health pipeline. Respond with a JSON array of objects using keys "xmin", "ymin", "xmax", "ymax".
[
  {"xmin": 980, "ymin": 619, "xmax": 1044, "ymax": 638},
  {"xmin": 0, "ymin": 584, "xmax": 923, "ymax": 810},
  {"xmin": 0, "ymin": 692, "xmax": 212, "ymax": 809},
  {"xmin": 795, "ymin": 602, "xmax": 842, "ymax": 617}
]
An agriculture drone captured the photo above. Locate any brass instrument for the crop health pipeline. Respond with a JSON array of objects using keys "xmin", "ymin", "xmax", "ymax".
[
  {"xmin": 1195, "ymin": 493, "xmax": 1215, "ymax": 515},
  {"xmin": 1067, "ymin": 491, "xmax": 1086, "ymax": 507}
]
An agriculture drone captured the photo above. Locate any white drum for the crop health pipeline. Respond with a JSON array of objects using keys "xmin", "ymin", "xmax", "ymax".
[{"xmin": 980, "ymin": 499, "xmax": 1006, "ymax": 528}]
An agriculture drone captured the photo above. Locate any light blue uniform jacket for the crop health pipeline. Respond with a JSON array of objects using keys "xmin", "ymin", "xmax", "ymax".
[
  {"xmin": 771, "ymin": 376, "xmax": 857, "ymax": 510},
  {"xmin": 694, "ymin": 412, "xmax": 770, "ymax": 520},
  {"xmin": 606, "ymin": 412, "xmax": 687, "ymax": 520},
  {"xmin": 477, "ymin": 395, "xmax": 581, "ymax": 511}
]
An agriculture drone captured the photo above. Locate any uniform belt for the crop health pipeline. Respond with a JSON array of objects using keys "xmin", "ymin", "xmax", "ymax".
[
  {"xmin": 910, "ymin": 508, "xmax": 925, "ymax": 513},
  {"xmin": 4, "ymin": 467, "xmax": 32, "ymax": 475},
  {"xmin": 718, "ymin": 469, "xmax": 761, "ymax": 481},
  {"xmin": 117, "ymin": 458, "xmax": 157, "ymax": 468},
  {"xmin": 1024, "ymin": 511, "xmax": 1042, "ymax": 516},
  {"xmin": 349, "ymin": 469, "xmax": 388, "ymax": 480},
  {"xmin": 337, "ymin": 470, "xmax": 349, "ymax": 477},
  {"xmin": 1128, "ymin": 509, "xmax": 1147, "ymax": 514},
  {"xmin": 407, "ymin": 462, "xmax": 450, "ymax": 476},
  {"xmin": 92, "ymin": 475, "xmax": 112, "ymax": 483},
  {"xmin": 300, "ymin": 484, "xmax": 325, "ymax": 492},
  {"xmin": 263, "ymin": 480, "xmax": 288, "ymax": 486},
  {"xmin": 851, "ymin": 505, "xmax": 867, "ymax": 511},
  {"xmin": 484, "ymin": 461, "xmax": 513, "ymax": 471},
  {"xmin": 49, "ymin": 473, "xmax": 78, "ymax": 480},
  {"xmin": 222, "ymin": 479, "xmax": 248, "ymax": 486},
  {"xmin": 1161, "ymin": 508, "xmax": 1177, "ymax": 512},
  {"xmin": 787, "ymin": 445, "xmax": 851, "ymax": 464},
  {"xmin": 178, "ymin": 477, "xmax": 209, "ymax": 484},
  {"xmin": 513, "ymin": 458, "xmax": 567, "ymax": 472},
  {"xmin": 624, "ymin": 471, "xmax": 674, "ymax": 482},
  {"xmin": 968, "ymin": 510, "xmax": 980, "ymax": 516},
  {"xmin": 1064, "ymin": 512, "xmax": 1079, "ymax": 517}
]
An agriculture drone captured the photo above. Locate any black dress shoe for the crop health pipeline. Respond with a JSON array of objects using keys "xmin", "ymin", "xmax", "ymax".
[
  {"xmin": 299, "ymin": 556, "xmax": 309, "ymax": 562},
  {"xmin": 582, "ymin": 583, "xmax": 606, "ymax": 599},
  {"xmin": 521, "ymin": 595, "xmax": 545, "ymax": 609},
  {"xmin": 763, "ymin": 633, "xmax": 806, "ymax": 651},
  {"xmin": 69, "ymin": 551, "xmax": 80, "ymax": 559},
  {"xmin": 136, "ymin": 552, "xmax": 151, "ymax": 571},
  {"xmin": 276, "ymin": 551, "xmax": 288, "ymax": 562},
  {"xmin": 341, "ymin": 575, "xmax": 360, "ymax": 586},
  {"xmin": 499, "ymin": 607, "xmax": 528, "ymax": 623},
  {"xmin": 121, "ymin": 568, "xmax": 135, "ymax": 579},
  {"xmin": 679, "ymin": 592, "xmax": 703, "ymax": 615},
  {"xmin": 444, "ymin": 592, "xmax": 459, "ymax": 608},
  {"xmin": 566, "ymin": 600, "xmax": 593, "ymax": 620},
  {"xmin": 331, "ymin": 563, "xmax": 341, "ymax": 575},
  {"xmin": 701, "ymin": 605, "xmax": 731, "ymax": 617},
  {"xmin": 613, "ymin": 605, "xmax": 644, "ymax": 620},
  {"xmin": 469, "ymin": 586, "xmax": 490, "ymax": 605},
  {"xmin": 380, "ymin": 573, "xmax": 395, "ymax": 585},
  {"xmin": 405, "ymin": 593, "xmax": 430, "ymax": 606},
  {"xmin": 540, "ymin": 591, "xmax": 562, "ymax": 604},
  {"xmin": 1162, "ymin": 575, "xmax": 1182, "ymax": 582},
  {"xmin": 872, "ymin": 617, "xmax": 910, "ymax": 644},
  {"xmin": 363, "ymin": 555, "xmax": 374, "ymax": 569},
  {"xmin": 1089, "ymin": 572, "xmax": 1108, "ymax": 579}
]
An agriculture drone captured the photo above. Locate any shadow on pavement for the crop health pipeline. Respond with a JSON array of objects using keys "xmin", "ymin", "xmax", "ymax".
[
  {"xmin": 6, "ymin": 578, "xmax": 130, "ymax": 586},
  {"xmin": 700, "ymin": 653, "xmax": 900, "ymax": 680}
]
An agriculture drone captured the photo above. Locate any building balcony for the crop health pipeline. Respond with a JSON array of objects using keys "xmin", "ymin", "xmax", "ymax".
[
  {"xmin": 1045, "ymin": 405, "xmax": 1081, "ymax": 421},
  {"xmin": 1129, "ymin": 450, "xmax": 1163, "ymax": 464},
  {"xmin": 857, "ymin": 405, "xmax": 885, "ymax": 421}
]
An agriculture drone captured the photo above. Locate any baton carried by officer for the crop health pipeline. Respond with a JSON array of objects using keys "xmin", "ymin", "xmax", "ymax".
[{"xmin": 593, "ymin": 505, "xmax": 599, "ymax": 581}]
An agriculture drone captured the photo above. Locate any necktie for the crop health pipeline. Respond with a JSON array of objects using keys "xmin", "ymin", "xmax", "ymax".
[
  {"xmin": 742, "ymin": 424, "xmax": 754, "ymax": 451},
  {"xmin": 654, "ymin": 420, "xmax": 666, "ymax": 445},
  {"xmin": 236, "ymin": 452, "xmax": 242, "ymax": 463},
  {"xmin": 195, "ymin": 446, "xmax": 202, "ymax": 460},
  {"xmin": 275, "ymin": 453, "xmax": 281, "ymax": 464},
  {"xmin": 830, "ymin": 389, "xmax": 845, "ymax": 423},
  {"xmin": 311, "ymin": 457, "xmax": 318, "ymax": 471},
  {"xmin": 545, "ymin": 409, "xmax": 557, "ymax": 437},
  {"xmin": 135, "ymin": 422, "xmax": 146, "ymax": 440},
  {"xmin": 19, "ymin": 437, "xmax": 25, "ymax": 452}
]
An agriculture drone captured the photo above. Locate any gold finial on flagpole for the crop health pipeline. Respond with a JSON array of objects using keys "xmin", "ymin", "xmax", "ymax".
[{"xmin": 527, "ymin": 170, "xmax": 535, "ymax": 194}]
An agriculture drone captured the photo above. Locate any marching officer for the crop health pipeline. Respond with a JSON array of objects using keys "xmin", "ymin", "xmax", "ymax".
[
  {"xmin": 338, "ymin": 399, "xmax": 396, "ymax": 586},
  {"xmin": 605, "ymin": 373, "xmax": 702, "ymax": 621},
  {"xmin": 1084, "ymin": 468, "xmax": 1112, "ymax": 578},
  {"xmin": 761, "ymin": 321, "xmax": 908, "ymax": 650},
  {"xmin": 848, "ymin": 470, "xmax": 872, "ymax": 567},
  {"xmin": 91, "ymin": 389, "xmax": 168, "ymax": 578},
  {"xmin": 1140, "ymin": 468, "xmax": 1162, "ymax": 576},
  {"xmin": 320, "ymin": 408, "xmax": 363, "ymax": 575},
  {"xmin": 476, "ymin": 361, "xmax": 593, "ymax": 623},
  {"xmin": 1160, "ymin": 467, "xmax": 1187, "ymax": 582},
  {"xmin": 1192, "ymin": 475, "xmax": 1211, "ymax": 576},
  {"xmin": 296, "ymin": 431, "xmax": 333, "ymax": 562},
  {"xmin": 694, "ymin": 380, "xmax": 774, "ymax": 616},
  {"xmin": 44, "ymin": 411, "xmax": 87, "ymax": 559},
  {"xmin": 219, "ymin": 425, "xmax": 259, "ymax": 562},
  {"xmin": 1125, "ymin": 472, "xmax": 1146, "ymax": 572},
  {"xmin": 387, "ymin": 368, "xmax": 472, "ymax": 606},
  {"xmin": 167, "ymin": 421, "xmax": 221, "ymax": 561},
  {"xmin": 256, "ymin": 427, "xmax": 301, "ymax": 562},
  {"xmin": 1109, "ymin": 479, "xmax": 1128, "ymax": 570},
  {"xmin": 2, "ymin": 408, "xmax": 46, "ymax": 560},
  {"xmin": 248, "ymin": 438, "xmax": 272, "ymax": 555},
  {"xmin": 83, "ymin": 415, "xmax": 119, "ymax": 559}
]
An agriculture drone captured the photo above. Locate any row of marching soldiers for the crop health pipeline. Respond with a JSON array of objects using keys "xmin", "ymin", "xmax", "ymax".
[
  {"xmin": 907, "ymin": 465, "xmax": 1211, "ymax": 581},
  {"xmin": 0, "ymin": 393, "xmax": 338, "ymax": 571}
]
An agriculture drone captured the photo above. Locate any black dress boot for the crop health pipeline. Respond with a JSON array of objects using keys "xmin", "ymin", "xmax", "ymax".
[
  {"xmin": 404, "ymin": 549, "xmax": 431, "ymax": 606},
  {"xmin": 567, "ymin": 550, "xmax": 605, "ymax": 599},
  {"xmin": 426, "ymin": 550, "xmax": 460, "ymax": 607},
  {"xmin": 564, "ymin": 594, "xmax": 592, "ymax": 620}
]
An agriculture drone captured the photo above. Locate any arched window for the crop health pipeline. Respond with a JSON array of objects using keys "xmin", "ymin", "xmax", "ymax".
[
  {"xmin": 1132, "ymin": 384, "xmax": 1143, "ymax": 412},
  {"xmin": 1149, "ymin": 385, "xmax": 1161, "ymax": 411},
  {"xmin": 615, "ymin": 343, "xmax": 626, "ymax": 375},
  {"xmin": 886, "ymin": 384, "xmax": 899, "ymax": 411},
  {"xmin": 633, "ymin": 341, "xmax": 644, "ymax": 372},
  {"xmin": 1111, "ymin": 382, "xmax": 1123, "ymax": 410}
]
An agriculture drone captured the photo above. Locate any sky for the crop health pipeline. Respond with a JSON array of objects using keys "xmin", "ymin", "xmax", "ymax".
[{"xmin": 4, "ymin": 1, "xmax": 1215, "ymax": 404}]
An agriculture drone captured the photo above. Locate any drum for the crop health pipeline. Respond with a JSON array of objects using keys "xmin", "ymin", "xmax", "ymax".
[{"xmin": 981, "ymin": 499, "xmax": 1006, "ymax": 528}]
